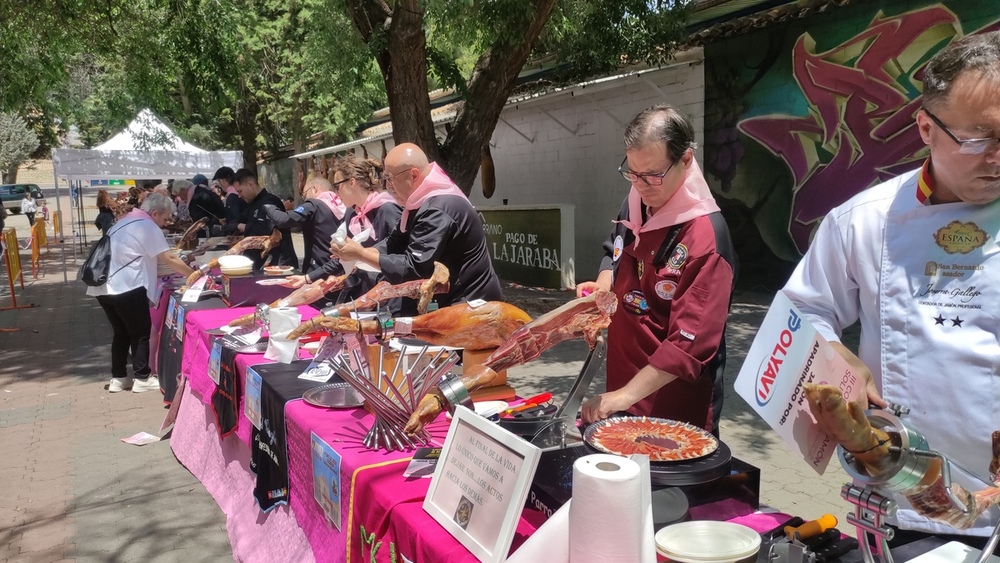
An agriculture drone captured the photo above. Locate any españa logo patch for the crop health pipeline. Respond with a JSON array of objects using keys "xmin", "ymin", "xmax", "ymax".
[
  {"xmin": 933, "ymin": 221, "xmax": 989, "ymax": 254},
  {"xmin": 622, "ymin": 290, "xmax": 649, "ymax": 315},
  {"xmin": 667, "ymin": 244, "xmax": 688, "ymax": 269}
]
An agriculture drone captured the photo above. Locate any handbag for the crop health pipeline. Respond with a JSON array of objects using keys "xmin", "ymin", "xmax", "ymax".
[{"xmin": 78, "ymin": 219, "xmax": 142, "ymax": 287}]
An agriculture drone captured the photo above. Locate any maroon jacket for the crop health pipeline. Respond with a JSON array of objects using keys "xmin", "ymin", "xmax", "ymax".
[{"xmin": 600, "ymin": 204, "xmax": 737, "ymax": 432}]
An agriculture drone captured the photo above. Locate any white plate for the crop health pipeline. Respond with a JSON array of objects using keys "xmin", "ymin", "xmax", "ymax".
[
  {"xmin": 907, "ymin": 542, "xmax": 1000, "ymax": 562},
  {"xmin": 655, "ymin": 521, "xmax": 760, "ymax": 562},
  {"xmin": 445, "ymin": 400, "xmax": 508, "ymax": 419}
]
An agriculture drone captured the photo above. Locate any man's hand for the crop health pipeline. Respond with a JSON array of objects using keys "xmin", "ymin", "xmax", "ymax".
[
  {"xmin": 830, "ymin": 341, "xmax": 885, "ymax": 409},
  {"xmin": 576, "ymin": 270, "xmax": 613, "ymax": 298},
  {"xmin": 283, "ymin": 275, "xmax": 307, "ymax": 289},
  {"xmin": 237, "ymin": 223, "xmax": 246, "ymax": 233},
  {"xmin": 330, "ymin": 237, "xmax": 364, "ymax": 262},
  {"xmin": 283, "ymin": 199, "xmax": 295, "ymax": 211},
  {"xmin": 581, "ymin": 391, "xmax": 634, "ymax": 424}
]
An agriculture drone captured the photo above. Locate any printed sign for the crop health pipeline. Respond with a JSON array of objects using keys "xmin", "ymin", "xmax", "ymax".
[
  {"xmin": 208, "ymin": 340, "xmax": 223, "ymax": 385},
  {"xmin": 734, "ymin": 291, "xmax": 863, "ymax": 474},
  {"xmin": 299, "ymin": 336, "xmax": 344, "ymax": 383},
  {"xmin": 478, "ymin": 205, "xmax": 574, "ymax": 289},
  {"xmin": 245, "ymin": 367, "xmax": 263, "ymax": 430},
  {"xmin": 311, "ymin": 432, "xmax": 343, "ymax": 531},
  {"xmin": 424, "ymin": 406, "xmax": 541, "ymax": 563}
]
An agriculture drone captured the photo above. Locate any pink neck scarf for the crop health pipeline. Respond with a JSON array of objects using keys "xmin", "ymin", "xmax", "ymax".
[
  {"xmin": 350, "ymin": 190, "xmax": 398, "ymax": 238},
  {"xmin": 313, "ymin": 191, "xmax": 346, "ymax": 220},
  {"xmin": 616, "ymin": 159, "xmax": 720, "ymax": 248},
  {"xmin": 226, "ymin": 186, "xmax": 238, "ymax": 197},
  {"xmin": 400, "ymin": 163, "xmax": 467, "ymax": 232}
]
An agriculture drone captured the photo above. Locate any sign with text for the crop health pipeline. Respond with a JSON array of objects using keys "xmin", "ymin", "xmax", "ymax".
[
  {"xmin": 734, "ymin": 291, "xmax": 863, "ymax": 474},
  {"xmin": 424, "ymin": 405, "xmax": 540, "ymax": 563},
  {"xmin": 477, "ymin": 205, "xmax": 574, "ymax": 289}
]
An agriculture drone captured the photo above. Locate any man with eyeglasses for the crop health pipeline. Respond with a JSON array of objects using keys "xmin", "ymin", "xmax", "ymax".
[
  {"xmin": 577, "ymin": 105, "xmax": 737, "ymax": 437},
  {"xmin": 782, "ymin": 31, "xmax": 1000, "ymax": 543},
  {"xmin": 232, "ymin": 168, "xmax": 299, "ymax": 270},
  {"xmin": 261, "ymin": 175, "xmax": 346, "ymax": 276},
  {"xmin": 330, "ymin": 143, "xmax": 502, "ymax": 314}
]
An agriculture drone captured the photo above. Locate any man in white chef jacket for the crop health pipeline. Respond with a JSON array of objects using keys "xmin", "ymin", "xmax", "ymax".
[{"xmin": 783, "ymin": 31, "xmax": 1000, "ymax": 544}]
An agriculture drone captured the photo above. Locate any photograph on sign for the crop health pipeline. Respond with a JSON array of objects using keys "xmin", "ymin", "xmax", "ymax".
[
  {"xmin": 311, "ymin": 432, "xmax": 343, "ymax": 530},
  {"xmin": 423, "ymin": 405, "xmax": 541, "ymax": 563}
]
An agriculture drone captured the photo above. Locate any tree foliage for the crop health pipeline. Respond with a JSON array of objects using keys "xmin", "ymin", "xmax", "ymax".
[{"xmin": 0, "ymin": 112, "xmax": 40, "ymax": 182}]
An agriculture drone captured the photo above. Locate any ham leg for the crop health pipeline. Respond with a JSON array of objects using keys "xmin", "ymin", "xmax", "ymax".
[
  {"xmin": 186, "ymin": 230, "xmax": 283, "ymax": 286},
  {"xmin": 326, "ymin": 262, "xmax": 450, "ymax": 318},
  {"xmin": 404, "ymin": 289, "xmax": 618, "ymax": 434},
  {"xmin": 227, "ymin": 274, "xmax": 349, "ymax": 327}
]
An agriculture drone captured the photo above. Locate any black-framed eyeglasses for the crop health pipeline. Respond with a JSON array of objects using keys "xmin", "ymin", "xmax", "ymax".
[
  {"xmin": 618, "ymin": 157, "xmax": 675, "ymax": 186},
  {"xmin": 331, "ymin": 178, "xmax": 351, "ymax": 193},
  {"xmin": 923, "ymin": 108, "xmax": 1000, "ymax": 155}
]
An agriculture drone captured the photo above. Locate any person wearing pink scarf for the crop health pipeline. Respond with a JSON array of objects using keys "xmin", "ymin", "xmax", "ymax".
[
  {"xmin": 578, "ymin": 105, "xmax": 738, "ymax": 436},
  {"xmin": 261, "ymin": 175, "xmax": 345, "ymax": 275},
  {"xmin": 330, "ymin": 143, "xmax": 502, "ymax": 314}
]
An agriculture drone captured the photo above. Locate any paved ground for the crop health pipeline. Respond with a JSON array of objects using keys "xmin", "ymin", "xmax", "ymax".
[{"xmin": 0, "ymin": 208, "xmax": 859, "ymax": 562}]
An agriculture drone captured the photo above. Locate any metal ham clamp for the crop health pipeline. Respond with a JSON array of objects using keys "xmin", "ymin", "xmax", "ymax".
[{"xmin": 837, "ymin": 404, "xmax": 998, "ymax": 563}]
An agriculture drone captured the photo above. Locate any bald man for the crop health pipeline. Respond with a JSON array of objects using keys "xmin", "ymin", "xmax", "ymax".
[{"xmin": 331, "ymin": 143, "xmax": 502, "ymax": 313}]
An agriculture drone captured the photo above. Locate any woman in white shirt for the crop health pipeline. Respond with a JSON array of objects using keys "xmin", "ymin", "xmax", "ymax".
[
  {"xmin": 20, "ymin": 192, "xmax": 37, "ymax": 226},
  {"xmin": 88, "ymin": 193, "xmax": 196, "ymax": 393}
]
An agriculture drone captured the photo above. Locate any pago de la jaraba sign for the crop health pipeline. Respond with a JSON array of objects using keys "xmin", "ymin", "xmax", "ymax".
[{"xmin": 478, "ymin": 205, "xmax": 574, "ymax": 290}]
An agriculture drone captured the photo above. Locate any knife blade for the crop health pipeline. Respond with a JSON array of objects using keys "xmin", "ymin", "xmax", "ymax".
[{"xmin": 504, "ymin": 392, "xmax": 553, "ymax": 412}]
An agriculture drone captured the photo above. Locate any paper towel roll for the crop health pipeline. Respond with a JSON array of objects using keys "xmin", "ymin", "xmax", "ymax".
[
  {"xmin": 265, "ymin": 307, "xmax": 302, "ymax": 363},
  {"xmin": 507, "ymin": 500, "xmax": 571, "ymax": 563},
  {"xmin": 569, "ymin": 454, "xmax": 654, "ymax": 563}
]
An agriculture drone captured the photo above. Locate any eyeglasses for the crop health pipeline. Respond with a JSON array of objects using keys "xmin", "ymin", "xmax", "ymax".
[
  {"xmin": 331, "ymin": 178, "xmax": 351, "ymax": 193},
  {"xmin": 618, "ymin": 157, "xmax": 676, "ymax": 186},
  {"xmin": 381, "ymin": 168, "xmax": 414, "ymax": 188},
  {"xmin": 923, "ymin": 108, "xmax": 1000, "ymax": 155}
]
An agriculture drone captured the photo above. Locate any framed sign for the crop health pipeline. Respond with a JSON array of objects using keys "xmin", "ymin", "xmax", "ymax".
[{"xmin": 423, "ymin": 405, "xmax": 541, "ymax": 563}]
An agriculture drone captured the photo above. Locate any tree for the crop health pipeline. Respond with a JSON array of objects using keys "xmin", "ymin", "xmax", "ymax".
[
  {"xmin": 344, "ymin": 0, "xmax": 691, "ymax": 193},
  {"xmin": 0, "ymin": 112, "xmax": 40, "ymax": 183}
]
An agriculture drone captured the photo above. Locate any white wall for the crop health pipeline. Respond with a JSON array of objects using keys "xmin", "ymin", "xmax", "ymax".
[{"xmin": 347, "ymin": 53, "xmax": 705, "ymax": 282}]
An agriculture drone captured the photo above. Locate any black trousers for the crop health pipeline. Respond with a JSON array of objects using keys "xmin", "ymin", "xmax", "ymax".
[
  {"xmin": 25, "ymin": 212, "xmax": 35, "ymax": 226},
  {"xmin": 96, "ymin": 287, "xmax": 152, "ymax": 379}
]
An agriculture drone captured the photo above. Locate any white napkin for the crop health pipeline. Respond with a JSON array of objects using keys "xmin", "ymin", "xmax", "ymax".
[
  {"xmin": 264, "ymin": 307, "xmax": 302, "ymax": 363},
  {"xmin": 331, "ymin": 225, "xmax": 372, "ymax": 274}
]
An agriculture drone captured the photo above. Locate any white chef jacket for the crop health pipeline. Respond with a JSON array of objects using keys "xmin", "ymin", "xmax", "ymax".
[{"xmin": 784, "ymin": 166, "xmax": 1000, "ymax": 536}]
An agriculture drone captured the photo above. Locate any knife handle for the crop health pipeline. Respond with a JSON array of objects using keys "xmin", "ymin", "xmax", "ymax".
[
  {"xmin": 786, "ymin": 514, "xmax": 838, "ymax": 541},
  {"xmin": 763, "ymin": 516, "xmax": 804, "ymax": 541}
]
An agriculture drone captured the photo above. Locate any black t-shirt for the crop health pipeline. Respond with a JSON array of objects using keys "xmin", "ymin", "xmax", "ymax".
[
  {"xmin": 264, "ymin": 198, "xmax": 343, "ymax": 274},
  {"xmin": 242, "ymin": 189, "xmax": 299, "ymax": 269}
]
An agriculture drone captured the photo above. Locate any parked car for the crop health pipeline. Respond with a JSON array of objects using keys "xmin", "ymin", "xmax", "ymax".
[{"xmin": 0, "ymin": 184, "xmax": 46, "ymax": 213}]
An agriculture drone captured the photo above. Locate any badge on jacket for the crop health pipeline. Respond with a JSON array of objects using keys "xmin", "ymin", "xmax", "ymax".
[
  {"xmin": 667, "ymin": 244, "xmax": 688, "ymax": 269},
  {"xmin": 613, "ymin": 235, "xmax": 623, "ymax": 262},
  {"xmin": 654, "ymin": 280, "xmax": 677, "ymax": 300},
  {"xmin": 622, "ymin": 290, "xmax": 649, "ymax": 315}
]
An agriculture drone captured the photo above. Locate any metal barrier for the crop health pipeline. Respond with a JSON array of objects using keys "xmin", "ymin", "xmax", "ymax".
[
  {"xmin": 30, "ymin": 219, "xmax": 48, "ymax": 278},
  {"xmin": 1, "ymin": 228, "xmax": 31, "ymax": 310}
]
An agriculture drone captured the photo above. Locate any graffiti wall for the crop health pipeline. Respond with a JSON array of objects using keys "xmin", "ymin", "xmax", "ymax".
[{"xmin": 704, "ymin": 1, "xmax": 1000, "ymax": 262}]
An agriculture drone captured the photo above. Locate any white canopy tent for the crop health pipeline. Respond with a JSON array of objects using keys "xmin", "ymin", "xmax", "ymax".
[{"xmin": 50, "ymin": 109, "xmax": 243, "ymax": 280}]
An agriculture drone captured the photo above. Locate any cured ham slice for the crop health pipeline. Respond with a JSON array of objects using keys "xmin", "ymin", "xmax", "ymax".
[
  {"xmin": 227, "ymin": 274, "xmax": 349, "ymax": 327},
  {"xmin": 586, "ymin": 417, "xmax": 718, "ymax": 462}
]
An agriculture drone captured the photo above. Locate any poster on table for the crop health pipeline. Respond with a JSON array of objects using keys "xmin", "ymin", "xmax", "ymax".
[
  {"xmin": 208, "ymin": 340, "xmax": 222, "ymax": 385},
  {"xmin": 244, "ymin": 366, "xmax": 263, "ymax": 431},
  {"xmin": 733, "ymin": 290, "xmax": 863, "ymax": 474},
  {"xmin": 424, "ymin": 405, "xmax": 541, "ymax": 563},
  {"xmin": 311, "ymin": 432, "xmax": 343, "ymax": 531},
  {"xmin": 164, "ymin": 295, "xmax": 176, "ymax": 330},
  {"xmin": 173, "ymin": 302, "xmax": 186, "ymax": 340}
]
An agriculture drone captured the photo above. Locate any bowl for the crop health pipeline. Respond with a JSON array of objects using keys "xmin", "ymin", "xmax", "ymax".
[
  {"xmin": 218, "ymin": 255, "xmax": 254, "ymax": 276},
  {"xmin": 655, "ymin": 521, "xmax": 761, "ymax": 563}
]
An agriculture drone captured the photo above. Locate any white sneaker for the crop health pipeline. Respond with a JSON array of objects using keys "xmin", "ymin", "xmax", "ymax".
[
  {"xmin": 109, "ymin": 377, "xmax": 133, "ymax": 393},
  {"xmin": 132, "ymin": 376, "xmax": 160, "ymax": 393}
]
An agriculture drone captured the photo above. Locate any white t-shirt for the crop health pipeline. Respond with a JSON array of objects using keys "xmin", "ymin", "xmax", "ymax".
[
  {"xmin": 86, "ymin": 211, "xmax": 169, "ymax": 301},
  {"xmin": 21, "ymin": 198, "xmax": 37, "ymax": 213}
]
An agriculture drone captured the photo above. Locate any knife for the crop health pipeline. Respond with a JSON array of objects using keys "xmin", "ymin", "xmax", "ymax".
[
  {"xmin": 503, "ymin": 392, "xmax": 552, "ymax": 413},
  {"xmin": 786, "ymin": 514, "xmax": 838, "ymax": 541}
]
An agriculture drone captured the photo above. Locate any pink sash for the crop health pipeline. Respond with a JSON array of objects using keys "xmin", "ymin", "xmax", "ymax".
[
  {"xmin": 313, "ymin": 191, "xmax": 346, "ymax": 221},
  {"xmin": 400, "ymin": 163, "xmax": 467, "ymax": 232},
  {"xmin": 349, "ymin": 191, "xmax": 398, "ymax": 238},
  {"xmin": 616, "ymin": 160, "xmax": 719, "ymax": 248}
]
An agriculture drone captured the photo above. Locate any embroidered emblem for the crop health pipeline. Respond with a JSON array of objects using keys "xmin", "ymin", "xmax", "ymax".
[
  {"xmin": 613, "ymin": 236, "xmax": 623, "ymax": 262},
  {"xmin": 294, "ymin": 205, "xmax": 306, "ymax": 214},
  {"xmin": 636, "ymin": 260, "xmax": 644, "ymax": 279},
  {"xmin": 622, "ymin": 290, "xmax": 649, "ymax": 315},
  {"xmin": 454, "ymin": 496, "xmax": 474, "ymax": 530},
  {"xmin": 680, "ymin": 329, "xmax": 695, "ymax": 340},
  {"xmin": 667, "ymin": 244, "xmax": 688, "ymax": 269},
  {"xmin": 664, "ymin": 266, "xmax": 682, "ymax": 276},
  {"xmin": 933, "ymin": 221, "xmax": 989, "ymax": 254},
  {"xmin": 654, "ymin": 280, "xmax": 677, "ymax": 300}
]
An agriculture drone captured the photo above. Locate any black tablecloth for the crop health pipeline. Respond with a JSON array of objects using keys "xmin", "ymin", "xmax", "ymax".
[
  {"xmin": 156, "ymin": 294, "xmax": 227, "ymax": 403},
  {"xmin": 247, "ymin": 360, "xmax": 334, "ymax": 511}
]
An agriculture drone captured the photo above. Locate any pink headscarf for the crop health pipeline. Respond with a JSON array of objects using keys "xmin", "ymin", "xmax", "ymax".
[
  {"xmin": 616, "ymin": 159, "xmax": 720, "ymax": 248},
  {"xmin": 313, "ymin": 191, "xmax": 346, "ymax": 221},
  {"xmin": 350, "ymin": 190, "xmax": 398, "ymax": 238},
  {"xmin": 399, "ymin": 163, "xmax": 467, "ymax": 232}
]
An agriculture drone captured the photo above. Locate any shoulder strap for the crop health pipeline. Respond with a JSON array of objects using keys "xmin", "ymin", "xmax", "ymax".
[
  {"xmin": 652, "ymin": 224, "xmax": 684, "ymax": 269},
  {"xmin": 105, "ymin": 219, "xmax": 145, "ymax": 280},
  {"xmin": 108, "ymin": 218, "xmax": 143, "ymax": 237}
]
